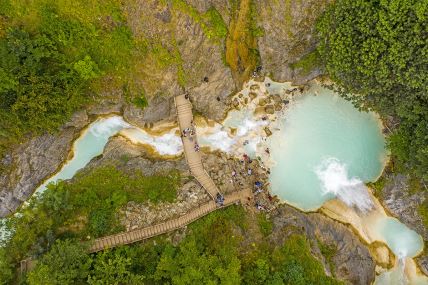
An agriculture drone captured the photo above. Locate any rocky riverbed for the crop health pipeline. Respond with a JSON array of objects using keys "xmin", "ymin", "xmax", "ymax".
[
  {"xmin": 72, "ymin": 133, "xmax": 377, "ymax": 284},
  {"xmin": 0, "ymin": 0, "xmax": 426, "ymax": 283}
]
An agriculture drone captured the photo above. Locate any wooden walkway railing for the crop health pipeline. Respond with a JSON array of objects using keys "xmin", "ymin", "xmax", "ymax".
[
  {"xmin": 21, "ymin": 93, "xmax": 253, "ymax": 271},
  {"xmin": 89, "ymin": 188, "xmax": 250, "ymax": 252},
  {"xmin": 174, "ymin": 94, "xmax": 222, "ymax": 199}
]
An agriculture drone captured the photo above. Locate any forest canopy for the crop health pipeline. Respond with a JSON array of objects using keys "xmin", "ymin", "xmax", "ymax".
[
  {"xmin": 0, "ymin": 1, "xmax": 134, "ymax": 158},
  {"xmin": 317, "ymin": 0, "xmax": 428, "ymax": 181}
]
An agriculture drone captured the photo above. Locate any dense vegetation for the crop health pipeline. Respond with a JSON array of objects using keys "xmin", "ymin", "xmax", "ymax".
[
  {"xmin": 317, "ymin": 0, "xmax": 428, "ymax": 182},
  {"xmin": 15, "ymin": 206, "xmax": 342, "ymax": 285},
  {"xmin": 0, "ymin": 166, "xmax": 180, "ymax": 284},
  {"xmin": 0, "ymin": 0, "xmax": 136, "ymax": 158}
]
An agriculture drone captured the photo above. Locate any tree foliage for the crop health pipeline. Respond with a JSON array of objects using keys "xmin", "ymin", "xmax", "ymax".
[
  {"xmin": 27, "ymin": 239, "xmax": 91, "ymax": 285},
  {"xmin": 21, "ymin": 206, "xmax": 342, "ymax": 284},
  {"xmin": 0, "ymin": 0, "xmax": 134, "ymax": 158},
  {"xmin": 1, "ymin": 166, "xmax": 180, "ymax": 282},
  {"xmin": 317, "ymin": 0, "xmax": 428, "ymax": 180}
]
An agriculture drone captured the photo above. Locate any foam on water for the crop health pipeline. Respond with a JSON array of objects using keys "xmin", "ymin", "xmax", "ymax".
[
  {"xmin": 198, "ymin": 108, "xmax": 269, "ymax": 157},
  {"xmin": 198, "ymin": 124, "xmax": 235, "ymax": 152},
  {"xmin": 315, "ymin": 157, "xmax": 373, "ymax": 212},
  {"xmin": 268, "ymin": 83, "xmax": 386, "ymax": 210},
  {"xmin": 375, "ymin": 258, "xmax": 407, "ymax": 285},
  {"xmin": 120, "ymin": 128, "xmax": 183, "ymax": 155}
]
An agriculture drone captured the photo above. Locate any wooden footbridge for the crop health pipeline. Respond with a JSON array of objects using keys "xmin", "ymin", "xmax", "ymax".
[
  {"xmin": 89, "ymin": 94, "xmax": 249, "ymax": 252},
  {"xmin": 174, "ymin": 94, "xmax": 222, "ymax": 199},
  {"xmin": 89, "ymin": 188, "xmax": 250, "ymax": 252},
  {"xmin": 21, "ymin": 93, "xmax": 252, "ymax": 272}
]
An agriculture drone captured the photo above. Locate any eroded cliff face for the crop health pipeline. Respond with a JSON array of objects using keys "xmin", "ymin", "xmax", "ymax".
[
  {"xmin": 271, "ymin": 205, "xmax": 376, "ymax": 285},
  {"xmin": 256, "ymin": 0, "xmax": 332, "ymax": 83},
  {"xmin": 0, "ymin": 0, "xmax": 330, "ymax": 217}
]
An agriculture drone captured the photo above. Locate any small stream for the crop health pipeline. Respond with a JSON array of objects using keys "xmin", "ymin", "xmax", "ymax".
[{"xmin": 1, "ymin": 78, "xmax": 426, "ymax": 284}]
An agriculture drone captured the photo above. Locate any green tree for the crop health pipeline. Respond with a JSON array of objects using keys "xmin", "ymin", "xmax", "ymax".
[
  {"xmin": 73, "ymin": 55, "xmax": 100, "ymax": 80},
  {"xmin": 27, "ymin": 239, "xmax": 91, "ymax": 285},
  {"xmin": 88, "ymin": 250, "xmax": 144, "ymax": 285},
  {"xmin": 0, "ymin": 248, "xmax": 13, "ymax": 285},
  {"xmin": 317, "ymin": 0, "xmax": 428, "ymax": 181}
]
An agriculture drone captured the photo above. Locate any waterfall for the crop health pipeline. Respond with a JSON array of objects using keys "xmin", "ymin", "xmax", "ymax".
[
  {"xmin": 90, "ymin": 116, "xmax": 130, "ymax": 137},
  {"xmin": 315, "ymin": 157, "xmax": 374, "ymax": 213},
  {"xmin": 375, "ymin": 257, "xmax": 408, "ymax": 285}
]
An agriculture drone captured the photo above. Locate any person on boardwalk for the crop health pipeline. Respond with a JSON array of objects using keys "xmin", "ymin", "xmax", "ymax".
[{"xmin": 216, "ymin": 193, "xmax": 224, "ymax": 206}]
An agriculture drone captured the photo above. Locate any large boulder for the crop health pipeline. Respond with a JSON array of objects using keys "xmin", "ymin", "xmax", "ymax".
[{"xmin": 123, "ymin": 0, "xmax": 235, "ymax": 122}]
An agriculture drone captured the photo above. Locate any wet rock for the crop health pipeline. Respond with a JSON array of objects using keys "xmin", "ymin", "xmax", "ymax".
[
  {"xmin": 271, "ymin": 205, "xmax": 376, "ymax": 285},
  {"xmin": 250, "ymin": 84, "xmax": 260, "ymax": 91},
  {"xmin": 264, "ymin": 127, "xmax": 272, "ymax": 137},
  {"xmin": 369, "ymin": 241, "xmax": 394, "ymax": 269},
  {"xmin": 380, "ymin": 173, "xmax": 428, "ymax": 275},
  {"xmin": 232, "ymin": 98, "xmax": 240, "ymax": 108},
  {"xmin": 264, "ymin": 105, "xmax": 275, "ymax": 114},
  {"xmin": 271, "ymin": 94, "xmax": 283, "ymax": 104},
  {"xmin": 249, "ymin": 92, "xmax": 258, "ymax": 100}
]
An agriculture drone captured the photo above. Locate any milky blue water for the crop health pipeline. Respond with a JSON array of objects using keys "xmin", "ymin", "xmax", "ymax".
[
  {"xmin": 34, "ymin": 116, "xmax": 130, "ymax": 196},
  {"xmin": 267, "ymin": 83, "xmax": 426, "ymax": 283},
  {"xmin": 268, "ymin": 83, "xmax": 387, "ymax": 211}
]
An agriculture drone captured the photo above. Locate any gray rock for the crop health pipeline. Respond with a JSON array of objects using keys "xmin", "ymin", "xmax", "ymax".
[
  {"xmin": 380, "ymin": 173, "xmax": 428, "ymax": 275},
  {"xmin": 0, "ymin": 126, "xmax": 86, "ymax": 217},
  {"xmin": 271, "ymin": 205, "xmax": 376, "ymax": 285},
  {"xmin": 256, "ymin": 0, "xmax": 332, "ymax": 84},
  {"xmin": 123, "ymin": 96, "xmax": 175, "ymax": 127}
]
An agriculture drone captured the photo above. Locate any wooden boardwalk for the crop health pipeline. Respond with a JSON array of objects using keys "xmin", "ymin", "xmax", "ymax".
[
  {"xmin": 21, "ymin": 93, "xmax": 252, "ymax": 271},
  {"xmin": 174, "ymin": 94, "xmax": 222, "ymax": 199},
  {"xmin": 89, "ymin": 188, "xmax": 250, "ymax": 252},
  {"xmin": 87, "ymin": 94, "xmax": 252, "ymax": 252}
]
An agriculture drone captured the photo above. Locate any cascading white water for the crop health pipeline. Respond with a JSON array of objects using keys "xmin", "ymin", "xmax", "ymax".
[
  {"xmin": 315, "ymin": 157, "xmax": 374, "ymax": 213},
  {"xmin": 120, "ymin": 128, "xmax": 183, "ymax": 155},
  {"xmin": 198, "ymin": 109, "xmax": 270, "ymax": 157},
  {"xmin": 375, "ymin": 257, "xmax": 407, "ymax": 285}
]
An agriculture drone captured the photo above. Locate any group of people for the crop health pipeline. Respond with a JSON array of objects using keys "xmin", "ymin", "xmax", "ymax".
[
  {"xmin": 181, "ymin": 121, "xmax": 200, "ymax": 152},
  {"xmin": 194, "ymin": 143, "xmax": 200, "ymax": 152},
  {"xmin": 182, "ymin": 127, "xmax": 195, "ymax": 138}
]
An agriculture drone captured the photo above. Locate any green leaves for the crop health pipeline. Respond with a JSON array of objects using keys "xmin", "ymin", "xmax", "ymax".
[
  {"xmin": 27, "ymin": 239, "xmax": 91, "ymax": 285},
  {"xmin": 73, "ymin": 55, "xmax": 100, "ymax": 80},
  {"xmin": 88, "ymin": 251, "xmax": 144, "ymax": 285},
  {"xmin": 317, "ymin": 0, "xmax": 428, "ymax": 181}
]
